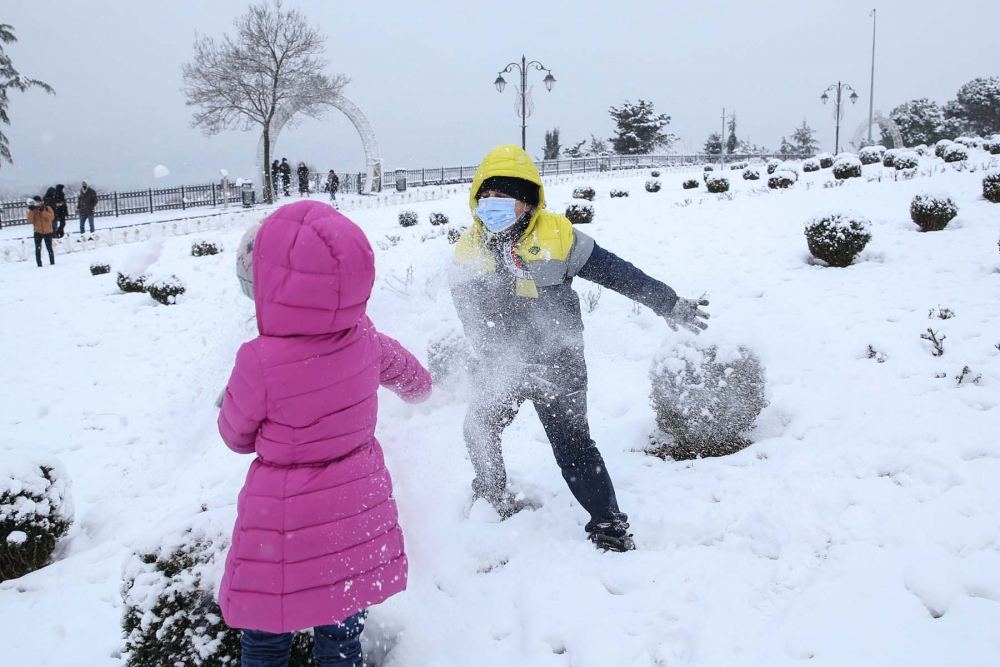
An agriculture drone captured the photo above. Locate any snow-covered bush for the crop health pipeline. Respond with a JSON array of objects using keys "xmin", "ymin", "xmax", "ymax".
[
  {"xmin": 572, "ymin": 186, "xmax": 596, "ymax": 201},
  {"xmin": 703, "ymin": 165, "xmax": 715, "ymax": 172},
  {"xmin": 648, "ymin": 341, "xmax": 767, "ymax": 460},
  {"xmin": 147, "ymin": 276, "xmax": 186, "ymax": 306},
  {"xmin": 650, "ymin": 170, "xmax": 660, "ymax": 177},
  {"xmin": 682, "ymin": 178, "xmax": 699, "ymax": 190},
  {"xmin": 859, "ymin": 145, "xmax": 886, "ymax": 164},
  {"xmin": 90, "ymin": 263, "xmax": 110, "ymax": 276},
  {"xmin": 832, "ymin": 156, "xmax": 863, "ymax": 180},
  {"xmin": 121, "ymin": 510, "xmax": 313, "ymax": 667},
  {"xmin": 882, "ymin": 149, "xmax": 901, "ymax": 168},
  {"xmin": 728, "ymin": 162, "xmax": 748, "ymax": 170},
  {"xmin": 984, "ymin": 170, "xmax": 1000, "ymax": 203},
  {"xmin": 191, "ymin": 241, "xmax": 221, "ymax": 257},
  {"xmin": 986, "ymin": 136, "xmax": 1000, "ymax": 155},
  {"xmin": 768, "ymin": 171, "xmax": 796, "ymax": 189},
  {"xmin": 429, "ymin": 212, "xmax": 449, "ymax": 226},
  {"xmin": 804, "ymin": 211, "xmax": 872, "ymax": 267},
  {"xmin": 742, "ymin": 166, "xmax": 761, "ymax": 180},
  {"xmin": 835, "ymin": 152, "xmax": 856, "ymax": 162},
  {"xmin": 935, "ymin": 139, "xmax": 954, "ymax": 158},
  {"xmin": 766, "ymin": 159, "xmax": 783, "ymax": 174},
  {"xmin": 954, "ymin": 136, "xmax": 982, "ymax": 149},
  {"xmin": 705, "ymin": 174, "xmax": 730, "ymax": 193},
  {"xmin": 1, "ymin": 457, "xmax": 73, "ymax": 582},
  {"xmin": 398, "ymin": 211, "xmax": 419, "ymax": 227},
  {"xmin": 818, "ymin": 153, "xmax": 834, "ymax": 168},
  {"xmin": 645, "ymin": 180, "xmax": 661, "ymax": 193},
  {"xmin": 910, "ymin": 194, "xmax": 959, "ymax": 232},
  {"xmin": 565, "ymin": 203, "xmax": 595, "ymax": 225},
  {"xmin": 893, "ymin": 152, "xmax": 920, "ymax": 170},
  {"xmin": 610, "ymin": 189, "xmax": 629, "ymax": 198},
  {"xmin": 914, "ymin": 144, "xmax": 931, "ymax": 156},
  {"xmin": 116, "ymin": 271, "xmax": 148, "ymax": 294},
  {"xmin": 943, "ymin": 144, "xmax": 969, "ymax": 163},
  {"xmin": 802, "ymin": 158, "xmax": 821, "ymax": 172},
  {"xmin": 447, "ymin": 227, "xmax": 466, "ymax": 244},
  {"xmin": 427, "ymin": 330, "xmax": 473, "ymax": 390}
]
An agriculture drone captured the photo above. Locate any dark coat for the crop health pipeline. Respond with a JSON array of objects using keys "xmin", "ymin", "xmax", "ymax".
[
  {"xmin": 279, "ymin": 161, "xmax": 292, "ymax": 181},
  {"xmin": 326, "ymin": 173, "xmax": 340, "ymax": 192},
  {"xmin": 297, "ymin": 165, "xmax": 310, "ymax": 191},
  {"xmin": 54, "ymin": 185, "xmax": 68, "ymax": 217},
  {"xmin": 77, "ymin": 187, "xmax": 99, "ymax": 216}
]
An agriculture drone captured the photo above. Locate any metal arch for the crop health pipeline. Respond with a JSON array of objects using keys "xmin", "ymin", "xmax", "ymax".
[
  {"xmin": 254, "ymin": 94, "xmax": 383, "ymax": 195},
  {"xmin": 852, "ymin": 111, "xmax": 905, "ymax": 149}
]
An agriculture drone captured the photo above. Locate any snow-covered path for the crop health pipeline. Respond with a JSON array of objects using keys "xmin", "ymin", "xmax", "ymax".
[{"xmin": 2, "ymin": 156, "xmax": 999, "ymax": 666}]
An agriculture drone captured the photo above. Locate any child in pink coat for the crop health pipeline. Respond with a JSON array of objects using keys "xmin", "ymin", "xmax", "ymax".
[{"xmin": 217, "ymin": 201, "xmax": 432, "ymax": 667}]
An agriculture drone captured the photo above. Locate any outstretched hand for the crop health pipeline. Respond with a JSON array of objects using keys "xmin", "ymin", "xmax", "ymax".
[{"xmin": 665, "ymin": 297, "xmax": 710, "ymax": 335}]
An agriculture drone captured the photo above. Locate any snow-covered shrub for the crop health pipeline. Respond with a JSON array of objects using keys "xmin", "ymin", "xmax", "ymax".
[
  {"xmin": 705, "ymin": 174, "xmax": 730, "ymax": 193},
  {"xmin": 121, "ymin": 510, "xmax": 313, "ymax": 667},
  {"xmin": 882, "ymin": 148, "xmax": 902, "ymax": 168},
  {"xmin": 650, "ymin": 170, "xmax": 661, "ymax": 178},
  {"xmin": 682, "ymin": 178, "xmax": 699, "ymax": 190},
  {"xmin": 894, "ymin": 152, "xmax": 920, "ymax": 170},
  {"xmin": 914, "ymin": 144, "xmax": 931, "ymax": 156},
  {"xmin": 1, "ymin": 457, "xmax": 73, "ymax": 582},
  {"xmin": 645, "ymin": 180, "xmax": 661, "ymax": 193},
  {"xmin": 147, "ymin": 275, "xmax": 186, "ymax": 305},
  {"xmin": 703, "ymin": 165, "xmax": 715, "ymax": 172},
  {"xmin": 935, "ymin": 139, "xmax": 954, "ymax": 158},
  {"xmin": 572, "ymin": 186, "xmax": 596, "ymax": 201},
  {"xmin": 426, "ymin": 330, "xmax": 473, "ymax": 390},
  {"xmin": 954, "ymin": 136, "xmax": 982, "ymax": 149},
  {"xmin": 859, "ymin": 145, "xmax": 886, "ymax": 164},
  {"xmin": 768, "ymin": 171, "xmax": 796, "ymax": 189},
  {"xmin": 117, "ymin": 271, "xmax": 148, "ymax": 294},
  {"xmin": 565, "ymin": 203, "xmax": 595, "ymax": 225},
  {"xmin": 818, "ymin": 153, "xmax": 834, "ymax": 168},
  {"xmin": 398, "ymin": 211, "xmax": 418, "ymax": 227},
  {"xmin": 943, "ymin": 144, "xmax": 969, "ymax": 163},
  {"xmin": 835, "ymin": 152, "xmax": 856, "ymax": 162},
  {"xmin": 728, "ymin": 162, "xmax": 748, "ymax": 170},
  {"xmin": 648, "ymin": 341, "xmax": 767, "ymax": 460},
  {"xmin": 802, "ymin": 158, "xmax": 821, "ymax": 172},
  {"xmin": 766, "ymin": 159, "xmax": 783, "ymax": 174},
  {"xmin": 910, "ymin": 194, "xmax": 959, "ymax": 232},
  {"xmin": 986, "ymin": 136, "xmax": 1000, "ymax": 155},
  {"xmin": 429, "ymin": 212, "xmax": 449, "ymax": 226},
  {"xmin": 983, "ymin": 170, "xmax": 1000, "ymax": 203},
  {"xmin": 609, "ymin": 189, "xmax": 629, "ymax": 198},
  {"xmin": 832, "ymin": 156, "xmax": 863, "ymax": 180},
  {"xmin": 447, "ymin": 227, "xmax": 466, "ymax": 244},
  {"xmin": 90, "ymin": 263, "xmax": 110, "ymax": 276},
  {"xmin": 742, "ymin": 166, "xmax": 761, "ymax": 180},
  {"xmin": 191, "ymin": 241, "xmax": 221, "ymax": 257},
  {"xmin": 804, "ymin": 211, "xmax": 872, "ymax": 267}
]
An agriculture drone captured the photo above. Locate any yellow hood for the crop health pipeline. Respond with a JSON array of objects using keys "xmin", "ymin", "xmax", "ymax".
[{"xmin": 468, "ymin": 144, "xmax": 546, "ymax": 235}]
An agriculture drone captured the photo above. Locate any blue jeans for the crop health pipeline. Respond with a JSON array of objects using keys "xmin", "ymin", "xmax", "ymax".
[
  {"xmin": 329, "ymin": 189, "xmax": 337, "ymax": 201},
  {"xmin": 78, "ymin": 214, "xmax": 94, "ymax": 234},
  {"xmin": 241, "ymin": 610, "xmax": 366, "ymax": 667}
]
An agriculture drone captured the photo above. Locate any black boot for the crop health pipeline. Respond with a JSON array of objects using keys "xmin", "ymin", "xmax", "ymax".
[{"xmin": 586, "ymin": 512, "xmax": 635, "ymax": 552}]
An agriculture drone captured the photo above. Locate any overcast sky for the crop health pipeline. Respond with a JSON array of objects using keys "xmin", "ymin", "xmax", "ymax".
[{"xmin": 3, "ymin": 0, "xmax": 998, "ymax": 192}]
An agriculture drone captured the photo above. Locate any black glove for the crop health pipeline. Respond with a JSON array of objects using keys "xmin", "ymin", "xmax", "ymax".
[{"xmin": 665, "ymin": 297, "xmax": 710, "ymax": 335}]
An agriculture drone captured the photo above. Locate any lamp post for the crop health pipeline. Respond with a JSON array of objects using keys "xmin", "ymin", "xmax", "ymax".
[
  {"xmin": 867, "ymin": 9, "xmax": 877, "ymax": 145},
  {"xmin": 494, "ymin": 55, "xmax": 556, "ymax": 150},
  {"xmin": 821, "ymin": 82, "xmax": 859, "ymax": 155}
]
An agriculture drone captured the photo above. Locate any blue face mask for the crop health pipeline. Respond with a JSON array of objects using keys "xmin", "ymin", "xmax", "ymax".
[{"xmin": 475, "ymin": 197, "xmax": 519, "ymax": 233}]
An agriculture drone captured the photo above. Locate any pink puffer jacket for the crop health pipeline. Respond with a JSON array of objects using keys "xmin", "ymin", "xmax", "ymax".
[{"xmin": 217, "ymin": 201, "xmax": 431, "ymax": 634}]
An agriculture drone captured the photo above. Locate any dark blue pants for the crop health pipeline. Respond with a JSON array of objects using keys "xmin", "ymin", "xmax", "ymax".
[
  {"xmin": 240, "ymin": 611, "xmax": 366, "ymax": 667},
  {"xmin": 78, "ymin": 214, "xmax": 94, "ymax": 234}
]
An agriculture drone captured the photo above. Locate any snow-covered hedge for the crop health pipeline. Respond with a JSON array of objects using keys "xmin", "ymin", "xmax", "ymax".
[
  {"xmin": 1, "ymin": 457, "xmax": 73, "ymax": 582},
  {"xmin": 427, "ymin": 330, "xmax": 474, "ymax": 390},
  {"xmin": 986, "ymin": 136, "xmax": 1000, "ymax": 155},
  {"xmin": 398, "ymin": 211, "xmax": 419, "ymax": 227},
  {"xmin": 832, "ymin": 157, "xmax": 863, "ymax": 180},
  {"xmin": 954, "ymin": 136, "xmax": 983, "ymax": 149},
  {"xmin": 728, "ymin": 162, "xmax": 748, "ymax": 170},
  {"xmin": 882, "ymin": 148, "xmax": 902, "ymax": 168},
  {"xmin": 650, "ymin": 170, "xmax": 661, "ymax": 178},
  {"xmin": 984, "ymin": 170, "xmax": 1000, "ymax": 203},
  {"xmin": 893, "ymin": 152, "xmax": 920, "ymax": 170},
  {"xmin": 766, "ymin": 159, "xmax": 783, "ymax": 175},
  {"xmin": 768, "ymin": 171, "xmax": 796, "ymax": 189},
  {"xmin": 935, "ymin": 139, "xmax": 954, "ymax": 158},
  {"xmin": 742, "ymin": 166, "xmax": 761, "ymax": 181},
  {"xmin": 910, "ymin": 194, "xmax": 959, "ymax": 232},
  {"xmin": 803, "ymin": 158, "xmax": 821, "ymax": 172},
  {"xmin": 191, "ymin": 241, "xmax": 221, "ymax": 257},
  {"xmin": 703, "ymin": 165, "xmax": 715, "ymax": 172},
  {"xmin": 914, "ymin": 144, "xmax": 931, "ymax": 156},
  {"xmin": 817, "ymin": 153, "xmax": 834, "ymax": 169},
  {"xmin": 147, "ymin": 275, "xmax": 186, "ymax": 306},
  {"xmin": 121, "ymin": 508, "xmax": 313, "ymax": 667},
  {"xmin": 859, "ymin": 145, "xmax": 886, "ymax": 164},
  {"xmin": 645, "ymin": 180, "xmax": 661, "ymax": 193},
  {"xmin": 943, "ymin": 144, "xmax": 969, "ymax": 163},
  {"xmin": 429, "ymin": 212, "xmax": 449, "ymax": 226},
  {"xmin": 804, "ymin": 211, "xmax": 872, "ymax": 267},
  {"xmin": 572, "ymin": 186, "xmax": 596, "ymax": 201},
  {"xmin": 565, "ymin": 203, "xmax": 595, "ymax": 225},
  {"xmin": 682, "ymin": 178, "xmax": 699, "ymax": 190},
  {"xmin": 705, "ymin": 174, "xmax": 730, "ymax": 193},
  {"xmin": 648, "ymin": 341, "xmax": 767, "ymax": 460},
  {"xmin": 609, "ymin": 189, "xmax": 629, "ymax": 198},
  {"xmin": 117, "ymin": 271, "xmax": 148, "ymax": 294},
  {"xmin": 90, "ymin": 263, "xmax": 110, "ymax": 276}
]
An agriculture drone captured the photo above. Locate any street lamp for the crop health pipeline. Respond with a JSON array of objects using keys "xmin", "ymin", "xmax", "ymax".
[
  {"xmin": 494, "ymin": 55, "xmax": 556, "ymax": 150},
  {"xmin": 821, "ymin": 81, "xmax": 859, "ymax": 155}
]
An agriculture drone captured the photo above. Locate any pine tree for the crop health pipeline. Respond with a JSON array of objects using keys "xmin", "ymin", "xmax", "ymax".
[
  {"xmin": 542, "ymin": 128, "xmax": 561, "ymax": 160},
  {"xmin": 587, "ymin": 134, "xmax": 608, "ymax": 156},
  {"xmin": 563, "ymin": 140, "xmax": 586, "ymax": 158},
  {"xmin": 941, "ymin": 100, "xmax": 969, "ymax": 138},
  {"xmin": 779, "ymin": 136, "xmax": 794, "ymax": 154},
  {"xmin": 952, "ymin": 77, "xmax": 1000, "ymax": 137},
  {"xmin": 0, "ymin": 24, "xmax": 55, "ymax": 166},
  {"xmin": 889, "ymin": 98, "xmax": 945, "ymax": 146},
  {"xmin": 726, "ymin": 114, "xmax": 739, "ymax": 154},
  {"xmin": 790, "ymin": 121, "xmax": 819, "ymax": 155},
  {"xmin": 608, "ymin": 99, "xmax": 676, "ymax": 155},
  {"xmin": 703, "ymin": 133, "xmax": 722, "ymax": 155}
]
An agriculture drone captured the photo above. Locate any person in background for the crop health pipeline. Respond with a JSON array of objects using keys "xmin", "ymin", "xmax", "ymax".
[
  {"xmin": 28, "ymin": 196, "xmax": 56, "ymax": 267},
  {"xmin": 271, "ymin": 159, "xmax": 281, "ymax": 198},
  {"xmin": 77, "ymin": 180, "xmax": 98, "ymax": 234},
  {"xmin": 297, "ymin": 161, "xmax": 310, "ymax": 196},
  {"xmin": 53, "ymin": 184, "xmax": 68, "ymax": 238},
  {"xmin": 280, "ymin": 158, "xmax": 292, "ymax": 196},
  {"xmin": 325, "ymin": 169, "xmax": 340, "ymax": 203}
]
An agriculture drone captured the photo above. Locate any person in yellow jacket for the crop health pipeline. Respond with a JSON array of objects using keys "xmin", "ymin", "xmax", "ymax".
[
  {"xmin": 27, "ymin": 196, "xmax": 56, "ymax": 267},
  {"xmin": 451, "ymin": 145, "xmax": 709, "ymax": 552}
]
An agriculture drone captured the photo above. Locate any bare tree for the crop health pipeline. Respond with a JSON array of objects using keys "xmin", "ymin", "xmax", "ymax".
[
  {"xmin": 181, "ymin": 0, "xmax": 348, "ymax": 202},
  {"xmin": 1, "ymin": 24, "xmax": 55, "ymax": 167}
]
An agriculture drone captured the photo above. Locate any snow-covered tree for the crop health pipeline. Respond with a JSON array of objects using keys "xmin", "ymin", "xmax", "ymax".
[
  {"xmin": 952, "ymin": 77, "xmax": 1000, "ymax": 137},
  {"xmin": 542, "ymin": 128, "xmax": 560, "ymax": 160},
  {"xmin": 941, "ymin": 99, "xmax": 969, "ymax": 139},
  {"xmin": 791, "ymin": 120, "xmax": 820, "ymax": 155},
  {"xmin": 563, "ymin": 139, "xmax": 586, "ymax": 158},
  {"xmin": 889, "ymin": 98, "xmax": 945, "ymax": 146},
  {"xmin": 0, "ymin": 24, "xmax": 55, "ymax": 167},
  {"xmin": 778, "ymin": 136, "xmax": 795, "ymax": 154},
  {"xmin": 608, "ymin": 99, "xmax": 676, "ymax": 155},
  {"xmin": 587, "ymin": 134, "xmax": 609, "ymax": 156},
  {"xmin": 726, "ymin": 114, "xmax": 739, "ymax": 154},
  {"xmin": 703, "ymin": 132, "xmax": 722, "ymax": 155}
]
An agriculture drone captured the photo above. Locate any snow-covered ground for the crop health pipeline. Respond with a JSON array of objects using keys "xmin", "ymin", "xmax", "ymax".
[{"xmin": 2, "ymin": 152, "xmax": 999, "ymax": 666}]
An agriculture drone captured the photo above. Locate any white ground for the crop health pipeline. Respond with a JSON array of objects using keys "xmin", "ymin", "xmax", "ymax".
[{"xmin": 2, "ymin": 152, "xmax": 999, "ymax": 666}]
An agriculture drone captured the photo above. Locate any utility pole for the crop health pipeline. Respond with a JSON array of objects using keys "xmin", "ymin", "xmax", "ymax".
[
  {"xmin": 868, "ymin": 9, "xmax": 877, "ymax": 144},
  {"xmin": 721, "ymin": 107, "xmax": 726, "ymax": 167}
]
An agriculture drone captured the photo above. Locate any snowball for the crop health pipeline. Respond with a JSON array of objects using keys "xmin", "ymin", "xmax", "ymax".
[{"xmin": 153, "ymin": 165, "xmax": 171, "ymax": 179}]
